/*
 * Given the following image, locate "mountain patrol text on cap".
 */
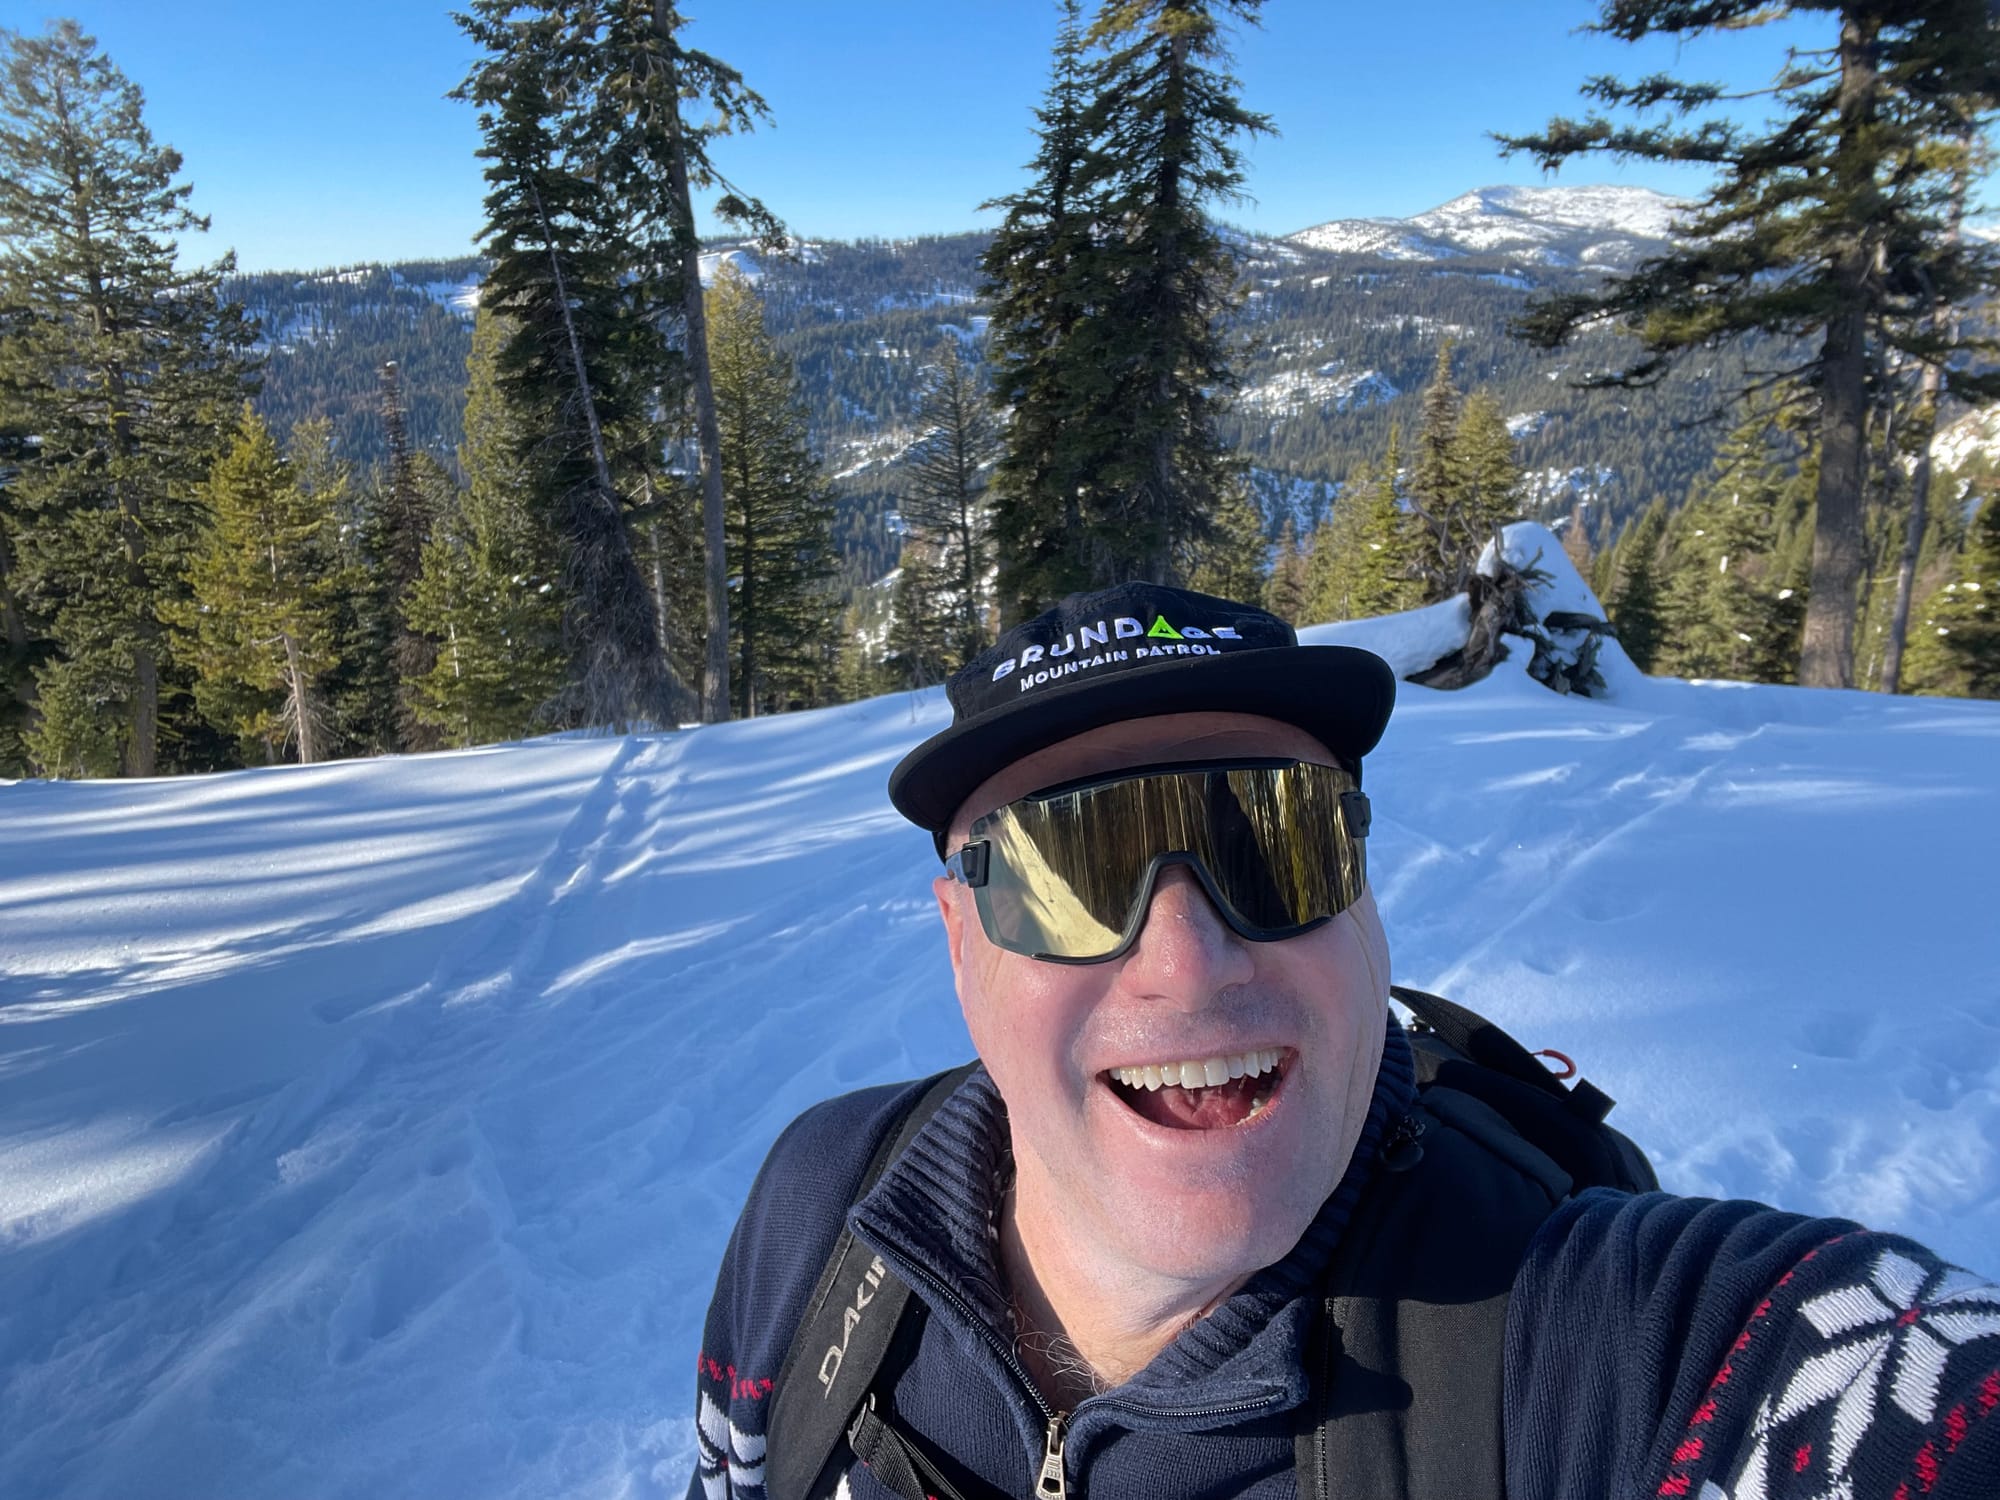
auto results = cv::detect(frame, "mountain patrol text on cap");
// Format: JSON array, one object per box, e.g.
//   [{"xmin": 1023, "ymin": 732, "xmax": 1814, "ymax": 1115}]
[{"xmin": 886, "ymin": 581, "xmax": 1396, "ymax": 843}]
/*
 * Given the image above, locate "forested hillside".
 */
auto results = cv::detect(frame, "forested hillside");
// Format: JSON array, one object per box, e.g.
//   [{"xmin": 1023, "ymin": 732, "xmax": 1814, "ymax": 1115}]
[{"xmin": 230, "ymin": 203, "xmax": 1746, "ymax": 587}]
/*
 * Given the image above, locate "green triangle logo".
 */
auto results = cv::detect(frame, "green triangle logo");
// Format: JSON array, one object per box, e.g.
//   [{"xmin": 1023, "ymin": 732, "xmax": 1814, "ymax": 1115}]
[{"xmin": 1146, "ymin": 616, "xmax": 1183, "ymax": 640}]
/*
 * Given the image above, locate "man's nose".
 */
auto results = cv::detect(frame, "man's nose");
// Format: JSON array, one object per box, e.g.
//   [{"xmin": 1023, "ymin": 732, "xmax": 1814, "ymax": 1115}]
[{"xmin": 1117, "ymin": 862, "xmax": 1256, "ymax": 1002}]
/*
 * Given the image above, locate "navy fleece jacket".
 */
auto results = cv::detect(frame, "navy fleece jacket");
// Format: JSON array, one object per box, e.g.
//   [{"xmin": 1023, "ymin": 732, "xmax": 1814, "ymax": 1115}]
[{"xmin": 690, "ymin": 1031, "xmax": 2000, "ymax": 1499}]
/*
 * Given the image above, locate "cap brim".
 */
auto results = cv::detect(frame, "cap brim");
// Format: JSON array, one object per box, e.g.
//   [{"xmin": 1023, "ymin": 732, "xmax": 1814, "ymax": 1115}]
[{"xmin": 887, "ymin": 644, "xmax": 1396, "ymax": 836}]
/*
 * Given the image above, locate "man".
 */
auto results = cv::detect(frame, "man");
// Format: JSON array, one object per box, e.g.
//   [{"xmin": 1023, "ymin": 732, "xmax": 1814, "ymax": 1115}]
[{"xmin": 691, "ymin": 583, "xmax": 1999, "ymax": 1500}]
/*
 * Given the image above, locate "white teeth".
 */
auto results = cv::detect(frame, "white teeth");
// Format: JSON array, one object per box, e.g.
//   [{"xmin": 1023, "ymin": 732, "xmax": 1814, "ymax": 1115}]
[{"xmin": 1110, "ymin": 1050, "xmax": 1284, "ymax": 1092}]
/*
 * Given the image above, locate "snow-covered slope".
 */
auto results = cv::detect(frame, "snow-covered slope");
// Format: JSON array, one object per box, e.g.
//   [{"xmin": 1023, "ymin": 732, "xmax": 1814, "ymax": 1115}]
[
  {"xmin": 3, "ymin": 567, "xmax": 1998, "ymax": 1498},
  {"xmin": 1290, "ymin": 184, "xmax": 1687, "ymax": 268}
]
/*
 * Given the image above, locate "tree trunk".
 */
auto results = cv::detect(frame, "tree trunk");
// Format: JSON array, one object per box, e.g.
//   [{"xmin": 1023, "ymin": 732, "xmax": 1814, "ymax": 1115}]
[
  {"xmin": 648, "ymin": 516, "xmax": 672, "ymax": 662},
  {"xmin": 1799, "ymin": 16, "xmax": 1879, "ymax": 690},
  {"xmin": 1882, "ymin": 354, "xmax": 1941, "ymax": 695},
  {"xmin": 1882, "ymin": 141, "xmax": 1966, "ymax": 694},
  {"xmin": 1802, "ymin": 299, "xmax": 1870, "ymax": 688},
  {"xmin": 737, "ymin": 547, "xmax": 756, "ymax": 720},
  {"xmin": 530, "ymin": 186, "xmax": 616, "ymax": 496},
  {"xmin": 117, "ymin": 497, "xmax": 159, "ymax": 777},
  {"xmin": 284, "ymin": 632, "xmax": 318, "ymax": 765},
  {"xmin": 654, "ymin": 1, "xmax": 732, "ymax": 724}
]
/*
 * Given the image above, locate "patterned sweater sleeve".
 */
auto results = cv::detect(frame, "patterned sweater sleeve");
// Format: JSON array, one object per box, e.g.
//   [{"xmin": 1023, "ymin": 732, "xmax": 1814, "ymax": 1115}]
[
  {"xmin": 688, "ymin": 1079, "xmax": 931, "ymax": 1500},
  {"xmin": 1504, "ymin": 1189, "xmax": 2000, "ymax": 1500}
]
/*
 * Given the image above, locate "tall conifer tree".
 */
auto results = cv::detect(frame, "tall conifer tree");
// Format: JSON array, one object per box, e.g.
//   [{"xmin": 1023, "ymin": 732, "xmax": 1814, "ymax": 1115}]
[
  {"xmin": 981, "ymin": 0, "xmax": 1104, "ymax": 622},
  {"xmin": 0, "ymin": 22, "xmax": 257, "ymax": 776},
  {"xmin": 1916, "ymin": 486, "xmax": 2000, "ymax": 697},
  {"xmin": 1078, "ymin": 0, "xmax": 1272, "ymax": 586},
  {"xmin": 706, "ymin": 267, "xmax": 838, "ymax": 717},
  {"xmin": 376, "ymin": 359, "xmax": 442, "ymax": 747},
  {"xmin": 897, "ymin": 341, "xmax": 1000, "ymax": 668},
  {"xmin": 403, "ymin": 307, "xmax": 566, "ymax": 745},
  {"xmin": 454, "ymin": 2, "xmax": 682, "ymax": 730},
  {"xmin": 1604, "ymin": 499, "xmax": 1670, "ymax": 672},
  {"xmin": 1187, "ymin": 482, "xmax": 1268, "ymax": 604},
  {"xmin": 1655, "ymin": 410, "xmax": 1807, "ymax": 683},
  {"xmin": 174, "ymin": 408, "xmax": 341, "ymax": 763},
  {"xmin": 1306, "ymin": 437, "xmax": 1417, "ymax": 624},
  {"xmin": 1500, "ymin": 0, "xmax": 2000, "ymax": 688},
  {"xmin": 591, "ymin": 0, "xmax": 784, "ymax": 723}
]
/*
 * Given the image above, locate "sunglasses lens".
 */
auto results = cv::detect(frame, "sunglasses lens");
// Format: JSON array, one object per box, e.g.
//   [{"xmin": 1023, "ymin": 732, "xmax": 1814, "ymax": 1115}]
[{"xmin": 970, "ymin": 762, "xmax": 1365, "ymax": 961}]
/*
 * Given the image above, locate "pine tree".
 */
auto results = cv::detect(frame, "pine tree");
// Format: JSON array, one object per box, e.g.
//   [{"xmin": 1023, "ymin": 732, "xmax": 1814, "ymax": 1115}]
[
  {"xmin": 981, "ymin": 0, "xmax": 1106, "ymax": 622},
  {"xmin": 1078, "ymin": 0, "xmax": 1272, "ymax": 586},
  {"xmin": 0, "ymin": 422, "xmax": 45, "ymax": 776},
  {"xmin": 1604, "ymin": 499, "xmax": 1669, "ymax": 673},
  {"xmin": 1187, "ymin": 481, "xmax": 1267, "ymax": 604},
  {"xmin": 1263, "ymin": 518, "xmax": 1310, "ymax": 623},
  {"xmin": 0, "ymin": 21, "xmax": 258, "ymax": 776},
  {"xmin": 589, "ymin": 0, "xmax": 785, "ymax": 723},
  {"xmin": 172, "ymin": 407, "xmax": 341, "ymax": 763},
  {"xmin": 1880, "ymin": 138, "xmax": 1975, "ymax": 693},
  {"xmin": 402, "ymin": 307, "xmax": 566, "ymax": 745},
  {"xmin": 1454, "ymin": 390, "xmax": 1524, "ymax": 560},
  {"xmin": 707, "ymin": 266, "xmax": 839, "ymax": 716},
  {"xmin": 377, "ymin": 359, "xmax": 443, "ymax": 748},
  {"xmin": 454, "ymin": 2, "xmax": 683, "ymax": 730},
  {"xmin": 1306, "ymin": 430, "xmax": 1419, "ymax": 623},
  {"xmin": 1500, "ymin": 1, "xmax": 2000, "ymax": 688},
  {"xmin": 1406, "ymin": 349, "xmax": 1525, "ymax": 600},
  {"xmin": 1917, "ymin": 484, "xmax": 2000, "ymax": 697},
  {"xmin": 837, "ymin": 586, "xmax": 897, "ymax": 703},
  {"xmin": 1655, "ymin": 410, "xmax": 1806, "ymax": 683},
  {"xmin": 897, "ymin": 340, "xmax": 999, "ymax": 668},
  {"xmin": 1405, "ymin": 341, "xmax": 1465, "ymax": 600},
  {"xmin": 883, "ymin": 540, "xmax": 957, "ymax": 690}
]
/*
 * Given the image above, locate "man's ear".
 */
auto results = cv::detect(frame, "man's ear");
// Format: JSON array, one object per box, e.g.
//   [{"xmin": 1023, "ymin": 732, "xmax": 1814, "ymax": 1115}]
[{"xmin": 934, "ymin": 874, "xmax": 970, "ymax": 981}]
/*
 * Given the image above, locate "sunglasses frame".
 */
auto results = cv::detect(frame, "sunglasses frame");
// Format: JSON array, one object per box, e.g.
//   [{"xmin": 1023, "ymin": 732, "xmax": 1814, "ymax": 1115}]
[{"xmin": 943, "ymin": 758, "xmax": 1372, "ymax": 965}]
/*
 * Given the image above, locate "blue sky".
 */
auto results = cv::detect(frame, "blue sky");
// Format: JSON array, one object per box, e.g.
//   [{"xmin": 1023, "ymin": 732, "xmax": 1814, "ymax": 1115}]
[{"xmin": 1, "ymin": 1, "xmax": 1835, "ymax": 273}]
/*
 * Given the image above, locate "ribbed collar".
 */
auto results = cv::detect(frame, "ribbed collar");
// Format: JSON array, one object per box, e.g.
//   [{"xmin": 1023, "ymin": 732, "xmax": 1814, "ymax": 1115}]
[{"xmin": 850, "ymin": 1016, "xmax": 1418, "ymax": 1436}]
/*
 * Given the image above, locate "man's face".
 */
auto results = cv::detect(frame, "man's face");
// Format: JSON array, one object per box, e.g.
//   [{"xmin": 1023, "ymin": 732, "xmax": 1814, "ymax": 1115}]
[{"xmin": 934, "ymin": 711, "xmax": 1391, "ymax": 1294}]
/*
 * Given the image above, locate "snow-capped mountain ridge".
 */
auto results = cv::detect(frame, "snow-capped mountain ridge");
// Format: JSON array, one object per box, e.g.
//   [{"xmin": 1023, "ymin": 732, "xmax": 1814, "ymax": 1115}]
[{"xmin": 1289, "ymin": 184, "xmax": 1688, "ymax": 270}]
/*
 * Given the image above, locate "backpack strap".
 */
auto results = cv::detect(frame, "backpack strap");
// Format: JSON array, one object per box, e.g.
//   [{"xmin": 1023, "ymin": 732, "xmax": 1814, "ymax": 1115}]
[
  {"xmin": 1295, "ymin": 1096, "xmax": 1563, "ymax": 1500},
  {"xmin": 766, "ymin": 1064, "xmax": 979, "ymax": 1500},
  {"xmin": 1297, "ymin": 992, "xmax": 1659, "ymax": 1500}
]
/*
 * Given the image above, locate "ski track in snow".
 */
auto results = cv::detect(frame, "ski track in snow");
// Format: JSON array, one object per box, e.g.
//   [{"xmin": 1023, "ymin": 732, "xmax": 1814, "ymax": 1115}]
[{"xmin": 2, "ymin": 568, "xmax": 1997, "ymax": 1496}]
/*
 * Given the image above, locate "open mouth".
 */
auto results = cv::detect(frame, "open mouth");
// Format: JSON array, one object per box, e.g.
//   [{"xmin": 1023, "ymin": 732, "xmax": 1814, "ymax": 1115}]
[{"xmin": 1103, "ymin": 1049, "xmax": 1289, "ymax": 1130}]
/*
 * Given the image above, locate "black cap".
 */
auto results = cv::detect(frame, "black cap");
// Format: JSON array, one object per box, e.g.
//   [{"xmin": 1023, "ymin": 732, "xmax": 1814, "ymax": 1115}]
[{"xmin": 887, "ymin": 582, "xmax": 1396, "ymax": 841}]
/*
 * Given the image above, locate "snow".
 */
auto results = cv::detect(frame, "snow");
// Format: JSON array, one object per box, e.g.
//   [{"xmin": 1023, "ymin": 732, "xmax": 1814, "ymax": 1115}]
[
  {"xmin": 1932, "ymin": 404, "xmax": 2000, "ymax": 473},
  {"xmin": 1288, "ymin": 184, "xmax": 1686, "ymax": 265},
  {"xmin": 1285, "ymin": 218, "xmax": 1446, "ymax": 260},
  {"xmin": 1240, "ymin": 365, "xmax": 1399, "ymax": 417},
  {"xmin": 419, "ymin": 278, "xmax": 482, "ymax": 319},
  {"xmin": 1412, "ymin": 185, "xmax": 1686, "ymax": 248},
  {"xmin": 936, "ymin": 316, "xmax": 992, "ymax": 346},
  {"xmin": 5, "ymin": 554, "xmax": 1999, "ymax": 1497},
  {"xmin": 1506, "ymin": 410, "xmax": 1549, "ymax": 438},
  {"xmin": 697, "ymin": 249, "xmax": 761, "ymax": 287},
  {"xmin": 876, "ymin": 288, "xmax": 976, "ymax": 311},
  {"xmin": 1522, "ymin": 463, "xmax": 1620, "ymax": 512}
]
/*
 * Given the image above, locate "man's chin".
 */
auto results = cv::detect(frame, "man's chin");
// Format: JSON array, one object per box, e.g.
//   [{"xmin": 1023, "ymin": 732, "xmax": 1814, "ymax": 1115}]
[{"xmin": 1071, "ymin": 1067, "xmax": 1331, "ymax": 1277}]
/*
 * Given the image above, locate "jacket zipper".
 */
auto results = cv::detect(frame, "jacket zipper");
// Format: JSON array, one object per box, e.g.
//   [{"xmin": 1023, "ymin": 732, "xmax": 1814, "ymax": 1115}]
[
  {"xmin": 889, "ymin": 1251, "xmax": 1284, "ymax": 1496},
  {"xmin": 1035, "ymin": 1412, "xmax": 1069, "ymax": 1499}
]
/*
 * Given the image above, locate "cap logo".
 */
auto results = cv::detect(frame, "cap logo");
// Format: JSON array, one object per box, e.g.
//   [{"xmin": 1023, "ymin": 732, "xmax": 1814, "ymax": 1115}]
[{"xmin": 989, "ymin": 614, "xmax": 1243, "ymax": 693}]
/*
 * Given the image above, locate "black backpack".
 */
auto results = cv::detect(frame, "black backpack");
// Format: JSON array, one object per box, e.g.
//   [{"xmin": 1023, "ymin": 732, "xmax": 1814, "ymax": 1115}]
[{"xmin": 765, "ymin": 986, "xmax": 1657, "ymax": 1500}]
